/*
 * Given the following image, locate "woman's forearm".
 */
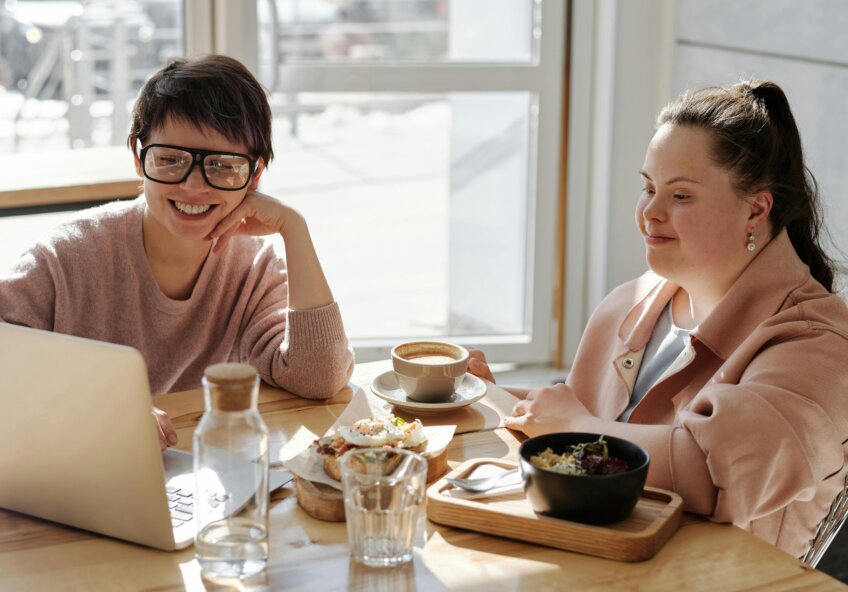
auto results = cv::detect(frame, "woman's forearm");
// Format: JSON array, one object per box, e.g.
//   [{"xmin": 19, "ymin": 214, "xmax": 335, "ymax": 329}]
[{"xmin": 280, "ymin": 214, "xmax": 334, "ymax": 310}]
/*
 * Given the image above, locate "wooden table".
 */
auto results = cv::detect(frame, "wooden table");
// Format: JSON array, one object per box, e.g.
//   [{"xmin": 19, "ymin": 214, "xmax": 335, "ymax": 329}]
[{"xmin": 1, "ymin": 361, "xmax": 844, "ymax": 591}]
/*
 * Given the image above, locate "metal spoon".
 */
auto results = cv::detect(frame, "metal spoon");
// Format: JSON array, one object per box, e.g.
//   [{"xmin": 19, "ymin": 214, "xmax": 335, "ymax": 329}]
[{"xmin": 446, "ymin": 468, "xmax": 520, "ymax": 493}]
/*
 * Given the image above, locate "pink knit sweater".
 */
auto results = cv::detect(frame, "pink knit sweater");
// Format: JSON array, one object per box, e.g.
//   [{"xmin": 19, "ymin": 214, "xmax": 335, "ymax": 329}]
[{"xmin": 0, "ymin": 198, "xmax": 354, "ymax": 396}]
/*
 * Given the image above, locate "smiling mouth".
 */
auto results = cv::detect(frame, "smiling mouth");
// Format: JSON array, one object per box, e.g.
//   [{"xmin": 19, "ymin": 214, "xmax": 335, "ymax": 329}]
[
  {"xmin": 170, "ymin": 200, "xmax": 216, "ymax": 216},
  {"xmin": 645, "ymin": 234, "xmax": 675, "ymax": 243}
]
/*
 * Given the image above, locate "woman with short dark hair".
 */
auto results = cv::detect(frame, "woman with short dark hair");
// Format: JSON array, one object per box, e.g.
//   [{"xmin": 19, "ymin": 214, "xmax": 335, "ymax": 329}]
[{"xmin": 0, "ymin": 55, "xmax": 354, "ymax": 448}]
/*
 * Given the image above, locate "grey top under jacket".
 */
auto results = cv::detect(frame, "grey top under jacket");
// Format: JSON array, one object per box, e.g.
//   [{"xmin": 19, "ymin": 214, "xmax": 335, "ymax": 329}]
[{"xmin": 617, "ymin": 303, "xmax": 692, "ymax": 422}]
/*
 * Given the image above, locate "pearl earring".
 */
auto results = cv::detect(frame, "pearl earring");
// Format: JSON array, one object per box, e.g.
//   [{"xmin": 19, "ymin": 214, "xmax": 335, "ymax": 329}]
[{"xmin": 747, "ymin": 231, "xmax": 756, "ymax": 252}]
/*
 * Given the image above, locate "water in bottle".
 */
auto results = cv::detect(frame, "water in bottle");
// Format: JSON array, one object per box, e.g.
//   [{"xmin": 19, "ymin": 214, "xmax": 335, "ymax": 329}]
[{"xmin": 194, "ymin": 363, "xmax": 269, "ymax": 579}]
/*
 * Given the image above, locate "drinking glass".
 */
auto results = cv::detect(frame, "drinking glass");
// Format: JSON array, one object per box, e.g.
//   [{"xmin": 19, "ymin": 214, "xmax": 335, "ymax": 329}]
[{"xmin": 339, "ymin": 448, "xmax": 428, "ymax": 568}]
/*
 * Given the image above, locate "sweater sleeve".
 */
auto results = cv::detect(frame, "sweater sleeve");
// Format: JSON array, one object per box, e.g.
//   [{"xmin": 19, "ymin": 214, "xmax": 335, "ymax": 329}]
[
  {"xmin": 677, "ymin": 328, "xmax": 847, "ymax": 524},
  {"xmin": 236, "ymin": 252, "xmax": 354, "ymax": 400},
  {"xmin": 0, "ymin": 245, "xmax": 58, "ymax": 330}
]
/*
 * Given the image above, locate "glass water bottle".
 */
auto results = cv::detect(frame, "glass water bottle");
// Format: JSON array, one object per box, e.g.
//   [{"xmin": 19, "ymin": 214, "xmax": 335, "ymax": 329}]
[{"xmin": 194, "ymin": 363, "xmax": 269, "ymax": 579}]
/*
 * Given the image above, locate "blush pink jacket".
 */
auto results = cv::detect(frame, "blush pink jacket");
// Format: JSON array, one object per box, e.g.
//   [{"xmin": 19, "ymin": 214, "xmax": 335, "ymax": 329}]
[{"xmin": 568, "ymin": 229, "xmax": 848, "ymax": 556}]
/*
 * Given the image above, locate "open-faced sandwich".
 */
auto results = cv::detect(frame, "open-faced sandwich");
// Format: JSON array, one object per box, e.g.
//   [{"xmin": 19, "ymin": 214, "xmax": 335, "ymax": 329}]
[{"xmin": 316, "ymin": 415, "xmax": 428, "ymax": 480}]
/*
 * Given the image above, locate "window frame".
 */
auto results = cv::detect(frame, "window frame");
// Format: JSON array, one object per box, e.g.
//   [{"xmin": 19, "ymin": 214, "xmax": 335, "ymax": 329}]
[{"xmin": 195, "ymin": 0, "xmax": 568, "ymax": 365}]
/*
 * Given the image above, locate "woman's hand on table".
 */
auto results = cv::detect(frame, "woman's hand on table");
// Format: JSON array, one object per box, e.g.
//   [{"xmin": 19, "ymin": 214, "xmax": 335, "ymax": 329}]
[
  {"xmin": 467, "ymin": 348, "xmax": 496, "ymax": 383},
  {"xmin": 467, "ymin": 349, "xmax": 530, "ymax": 399},
  {"xmin": 503, "ymin": 383, "xmax": 591, "ymax": 437},
  {"xmin": 153, "ymin": 407, "xmax": 178, "ymax": 451}
]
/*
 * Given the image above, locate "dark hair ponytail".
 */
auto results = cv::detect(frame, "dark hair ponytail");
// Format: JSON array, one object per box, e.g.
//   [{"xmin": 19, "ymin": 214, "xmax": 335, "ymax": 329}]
[{"xmin": 657, "ymin": 80, "xmax": 836, "ymax": 292}]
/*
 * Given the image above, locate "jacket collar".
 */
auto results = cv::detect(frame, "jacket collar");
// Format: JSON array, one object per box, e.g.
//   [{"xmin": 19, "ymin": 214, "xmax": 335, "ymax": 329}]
[
  {"xmin": 617, "ymin": 229, "xmax": 809, "ymax": 359},
  {"xmin": 695, "ymin": 229, "xmax": 809, "ymax": 359},
  {"xmin": 617, "ymin": 274, "xmax": 678, "ymax": 351}
]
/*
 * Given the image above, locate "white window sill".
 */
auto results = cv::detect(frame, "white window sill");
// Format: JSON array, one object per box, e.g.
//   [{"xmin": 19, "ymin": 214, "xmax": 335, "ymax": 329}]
[{"xmin": 0, "ymin": 147, "xmax": 139, "ymax": 209}]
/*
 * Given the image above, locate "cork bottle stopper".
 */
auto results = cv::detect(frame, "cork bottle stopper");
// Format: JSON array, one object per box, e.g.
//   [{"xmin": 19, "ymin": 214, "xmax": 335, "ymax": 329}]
[{"xmin": 204, "ymin": 363, "xmax": 258, "ymax": 411}]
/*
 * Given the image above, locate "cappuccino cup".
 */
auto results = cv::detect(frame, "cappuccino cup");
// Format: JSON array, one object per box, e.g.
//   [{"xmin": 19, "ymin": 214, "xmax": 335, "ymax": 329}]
[{"xmin": 391, "ymin": 341, "xmax": 470, "ymax": 402}]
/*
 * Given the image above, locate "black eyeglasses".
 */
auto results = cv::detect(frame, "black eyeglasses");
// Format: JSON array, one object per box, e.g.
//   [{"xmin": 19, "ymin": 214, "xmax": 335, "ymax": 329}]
[{"xmin": 138, "ymin": 144, "xmax": 258, "ymax": 191}]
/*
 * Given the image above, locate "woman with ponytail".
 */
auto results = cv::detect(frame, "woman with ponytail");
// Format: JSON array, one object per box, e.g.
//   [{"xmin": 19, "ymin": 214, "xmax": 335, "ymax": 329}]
[{"xmin": 469, "ymin": 80, "xmax": 848, "ymax": 556}]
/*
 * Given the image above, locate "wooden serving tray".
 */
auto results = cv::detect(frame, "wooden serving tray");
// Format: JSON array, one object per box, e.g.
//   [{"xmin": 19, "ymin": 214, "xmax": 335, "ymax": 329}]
[{"xmin": 427, "ymin": 458, "xmax": 683, "ymax": 562}]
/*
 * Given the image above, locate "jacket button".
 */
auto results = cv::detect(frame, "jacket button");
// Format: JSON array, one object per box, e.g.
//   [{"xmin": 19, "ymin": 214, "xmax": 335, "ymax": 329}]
[{"xmin": 622, "ymin": 358, "xmax": 634, "ymax": 369}]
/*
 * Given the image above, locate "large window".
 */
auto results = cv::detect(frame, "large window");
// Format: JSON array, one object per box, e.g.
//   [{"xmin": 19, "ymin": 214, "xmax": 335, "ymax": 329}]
[
  {"xmin": 0, "ymin": 0, "xmax": 182, "ymax": 152},
  {"xmin": 0, "ymin": 0, "xmax": 182, "ymax": 208},
  {"xmin": 0, "ymin": 0, "xmax": 567, "ymax": 366},
  {"xmin": 240, "ymin": 0, "xmax": 567, "ymax": 362}
]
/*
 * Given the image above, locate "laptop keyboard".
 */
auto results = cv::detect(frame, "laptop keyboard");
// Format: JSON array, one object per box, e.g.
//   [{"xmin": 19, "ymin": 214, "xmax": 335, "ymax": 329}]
[{"xmin": 166, "ymin": 485, "xmax": 194, "ymax": 527}]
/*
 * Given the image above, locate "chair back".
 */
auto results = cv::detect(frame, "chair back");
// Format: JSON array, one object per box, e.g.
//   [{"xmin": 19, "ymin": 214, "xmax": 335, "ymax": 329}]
[{"xmin": 802, "ymin": 471, "xmax": 848, "ymax": 567}]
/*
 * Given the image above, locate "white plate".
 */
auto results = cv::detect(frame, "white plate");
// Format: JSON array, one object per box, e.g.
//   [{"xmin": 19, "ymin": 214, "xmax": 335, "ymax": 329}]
[{"xmin": 370, "ymin": 370, "xmax": 487, "ymax": 414}]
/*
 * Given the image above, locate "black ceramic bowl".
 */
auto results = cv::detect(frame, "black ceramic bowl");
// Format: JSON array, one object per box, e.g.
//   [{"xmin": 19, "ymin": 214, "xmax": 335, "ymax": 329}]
[{"xmin": 518, "ymin": 432, "xmax": 650, "ymax": 525}]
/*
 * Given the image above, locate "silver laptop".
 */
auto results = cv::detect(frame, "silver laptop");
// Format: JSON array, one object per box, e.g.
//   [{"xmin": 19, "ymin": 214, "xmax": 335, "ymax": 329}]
[{"xmin": 0, "ymin": 322, "xmax": 291, "ymax": 551}]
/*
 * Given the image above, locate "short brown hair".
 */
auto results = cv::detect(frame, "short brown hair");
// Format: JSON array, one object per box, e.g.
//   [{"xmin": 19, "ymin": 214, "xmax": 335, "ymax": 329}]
[{"xmin": 128, "ymin": 55, "xmax": 273, "ymax": 166}]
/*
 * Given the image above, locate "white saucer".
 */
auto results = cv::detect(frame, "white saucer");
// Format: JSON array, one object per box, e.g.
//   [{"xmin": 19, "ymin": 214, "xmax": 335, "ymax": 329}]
[{"xmin": 370, "ymin": 371, "xmax": 487, "ymax": 414}]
